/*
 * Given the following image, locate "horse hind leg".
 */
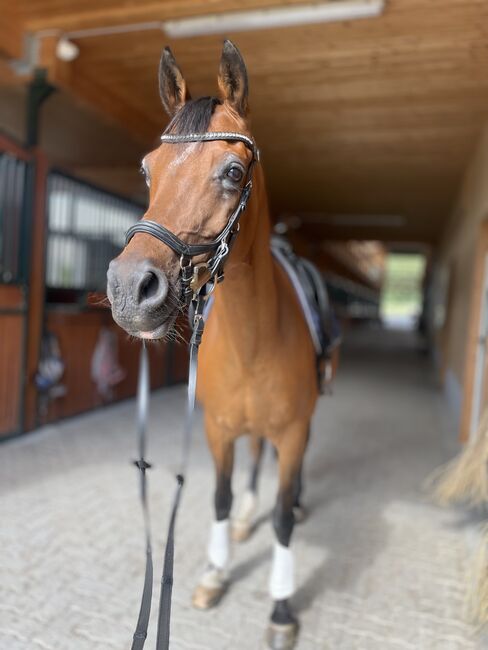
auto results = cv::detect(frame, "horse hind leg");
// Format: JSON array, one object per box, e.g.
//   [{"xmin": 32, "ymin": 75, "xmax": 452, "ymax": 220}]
[
  {"xmin": 192, "ymin": 422, "xmax": 234, "ymax": 610},
  {"xmin": 232, "ymin": 435, "xmax": 264, "ymax": 542}
]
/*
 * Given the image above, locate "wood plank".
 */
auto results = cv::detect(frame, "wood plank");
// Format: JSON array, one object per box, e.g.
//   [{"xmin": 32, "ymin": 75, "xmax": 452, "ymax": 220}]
[
  {"xmin": 460, "ymin": 223, "xmax": 488, "ymax": 442},
  {"xmin": 21, "ymin": 0, "xmax": 347, "ymax": 32},
  {"xmin": 38, "ymin": 36, "xmax": 160, "ymax": 144},
  {"xmin": 0, "ymin": 285, "xmax": 24, "ymax": 310},
  {"xmin": 0, "ymin": 314, "xmax": 23, "ymax": 436},
  {"xmin": 0, "ymin": 5, "xmax": 23, "ymax": 60},
  {"xmin": 5, "ymin": 0, "xmax": 488, "ymax": 242}
]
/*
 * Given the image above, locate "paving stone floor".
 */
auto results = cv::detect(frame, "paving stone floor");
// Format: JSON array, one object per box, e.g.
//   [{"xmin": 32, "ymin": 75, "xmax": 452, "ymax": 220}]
[{"xmin": 0, "ymin": 326, "xmax": 486, "ymax": 649}]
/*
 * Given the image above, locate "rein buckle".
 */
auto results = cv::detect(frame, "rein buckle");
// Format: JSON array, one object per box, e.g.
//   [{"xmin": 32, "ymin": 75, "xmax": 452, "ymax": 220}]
[{"xmin": 190, "ymin": 263, "xmax": 212, "ymax": 294}]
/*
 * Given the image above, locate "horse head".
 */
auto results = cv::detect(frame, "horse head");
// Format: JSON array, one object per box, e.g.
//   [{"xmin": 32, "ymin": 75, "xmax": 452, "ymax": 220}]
[{"xmin": 107, "ymin": 40, "xmax": 255, "ymax": 339}]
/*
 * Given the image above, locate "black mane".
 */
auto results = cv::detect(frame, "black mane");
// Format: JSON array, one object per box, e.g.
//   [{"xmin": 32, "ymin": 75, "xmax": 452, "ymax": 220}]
[{"xmin": 165, "ymin": 96, "xmax": 222, "ymax": 135}]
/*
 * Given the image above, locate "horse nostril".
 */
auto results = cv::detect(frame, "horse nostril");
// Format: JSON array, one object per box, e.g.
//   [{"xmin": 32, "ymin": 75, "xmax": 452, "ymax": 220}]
[
  {"xmin": 139, "ymin": 272, "xmax": 159, "ymax": 302},
  {"xmin": 137, "ymin": 269, "xmax": 168, "ymax": 307}
]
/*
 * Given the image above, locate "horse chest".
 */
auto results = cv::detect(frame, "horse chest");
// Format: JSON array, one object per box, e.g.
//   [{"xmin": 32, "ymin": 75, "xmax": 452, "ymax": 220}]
[{"xmin": 200, "ymin": 363, "xmax": 297, "ymax": 434}]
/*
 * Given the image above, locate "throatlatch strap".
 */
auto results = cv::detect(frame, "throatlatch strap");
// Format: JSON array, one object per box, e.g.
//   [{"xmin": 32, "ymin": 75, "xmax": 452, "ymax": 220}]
[{"xmin": 131, "ymin": 295, "xmax": 206, "ymax": 650}]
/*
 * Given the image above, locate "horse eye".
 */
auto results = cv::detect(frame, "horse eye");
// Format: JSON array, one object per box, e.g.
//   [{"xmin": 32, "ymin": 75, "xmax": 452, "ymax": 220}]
[{"xmin": 226, "ymin": 166, "xmax": 243, "ymax": 182}]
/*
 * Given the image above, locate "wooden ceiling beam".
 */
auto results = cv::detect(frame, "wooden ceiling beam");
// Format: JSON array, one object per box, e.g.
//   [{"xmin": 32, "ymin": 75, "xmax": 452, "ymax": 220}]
[
  {"xmin": 5, "ymin": 0, "xmax": 487, "ymax": 242},
  {"xmin": 0, "ymin": 6, "xmax": 24, "ymax": 61},
  {"xmin": 297, "ymin": 222, "xmax": 437, "ymax": 244},
  {"xmin": 37, "ymin": 35, "xmax": 160, "ymax": 145},
  {"xmin": 21, "ymin": 0, "xmax": 321, "ymax": 32}
]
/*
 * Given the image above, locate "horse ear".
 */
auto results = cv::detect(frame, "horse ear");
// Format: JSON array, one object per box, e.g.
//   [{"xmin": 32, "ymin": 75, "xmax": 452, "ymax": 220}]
[
  {"xmin": 159, "ymin": 47, "xmax": 191, "ymax": 117},
  {"xmin": 218, "ymin": 40, "xmax": 248, "ymax": 117}
]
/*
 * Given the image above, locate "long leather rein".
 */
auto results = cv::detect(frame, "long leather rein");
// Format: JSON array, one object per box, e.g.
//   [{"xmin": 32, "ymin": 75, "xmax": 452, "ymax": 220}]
[{"xmin": 126, "ymin": 131, "xmax": 259, "ymax": 650}]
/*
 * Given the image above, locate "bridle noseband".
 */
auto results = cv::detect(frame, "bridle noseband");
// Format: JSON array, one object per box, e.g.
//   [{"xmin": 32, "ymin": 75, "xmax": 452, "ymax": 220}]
[{"xmin": 125, "ymin": 131, "xmax": 260, "ymax": 304}]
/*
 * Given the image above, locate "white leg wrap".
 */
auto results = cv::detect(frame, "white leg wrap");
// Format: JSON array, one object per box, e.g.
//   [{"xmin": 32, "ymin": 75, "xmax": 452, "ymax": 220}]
[
  {"xmin": 208, "ymin": 519, "xmax": 230, "ymax": 570},
  {"xmin": 269, "ymin": 543, "xmax": 295, "ymax": 600},
  {"xmin": 235, "ymin": 489, "xmax": 258, "ymax": 525}
]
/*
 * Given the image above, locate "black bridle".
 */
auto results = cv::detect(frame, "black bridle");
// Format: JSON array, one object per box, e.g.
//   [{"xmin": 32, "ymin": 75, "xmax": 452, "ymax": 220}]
[
  {"xmin": 125, "ymin": 131, "xmax": 260, "ymax": 304},
  {"xmin": 126, "ymin": 131, "xmax": 259, "ymax": 650}
]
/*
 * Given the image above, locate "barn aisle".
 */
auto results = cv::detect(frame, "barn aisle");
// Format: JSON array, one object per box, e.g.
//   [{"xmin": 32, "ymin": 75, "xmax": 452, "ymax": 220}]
[{"xmin": 0, "ymin": 326, "xmax": 484, "ymax": 650}]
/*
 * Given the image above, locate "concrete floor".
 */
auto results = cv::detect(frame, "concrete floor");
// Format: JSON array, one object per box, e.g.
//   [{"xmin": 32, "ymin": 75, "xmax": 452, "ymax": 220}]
[{"xmin": 0, "ymin": 326, "xmax": 485, "ymax": 649}]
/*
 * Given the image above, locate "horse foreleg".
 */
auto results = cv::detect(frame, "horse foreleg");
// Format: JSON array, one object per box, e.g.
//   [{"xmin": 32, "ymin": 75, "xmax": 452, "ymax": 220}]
[
  {"xmin": 232, "ymin": 435, "xmax": 265, "ymax": 542},
  {"xmin": 267, "ymin": 423, "xmax": 308, "ymax": 650},
  {"xmin": 192, "ymin": 418, "xmax": 234, "ymax": 610}
]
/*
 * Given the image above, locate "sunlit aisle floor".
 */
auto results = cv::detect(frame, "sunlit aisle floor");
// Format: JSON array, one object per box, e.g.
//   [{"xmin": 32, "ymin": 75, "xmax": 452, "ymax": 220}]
[{"xmin": 0, "ymin": 326, "xmax": 486, "ymax": 650}]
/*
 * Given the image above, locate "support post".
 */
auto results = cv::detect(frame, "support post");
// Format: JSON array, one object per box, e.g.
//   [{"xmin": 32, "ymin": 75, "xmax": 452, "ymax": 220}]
[
  {"xmin": 26, "ymin": 69, "xmax": 55, "ymax": 148},
  {"xmin": 23, "ymin": 69, "xmax": 55, "ymax": 430}
]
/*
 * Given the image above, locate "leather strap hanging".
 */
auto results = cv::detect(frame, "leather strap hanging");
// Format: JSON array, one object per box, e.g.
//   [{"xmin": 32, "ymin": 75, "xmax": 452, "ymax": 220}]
[{"xmin": 131, "ymin": 293, "xmax": 207, "ymax": 650}]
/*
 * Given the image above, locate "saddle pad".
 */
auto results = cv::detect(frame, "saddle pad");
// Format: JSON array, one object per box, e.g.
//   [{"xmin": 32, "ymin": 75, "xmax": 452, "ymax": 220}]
[
  {"xmin": 271, "ymin": 236, "xmax": 341, "ymax": 359},
  {"xmin": 194, "ymin": 237, "xmax": 341, "ymax": 362}
]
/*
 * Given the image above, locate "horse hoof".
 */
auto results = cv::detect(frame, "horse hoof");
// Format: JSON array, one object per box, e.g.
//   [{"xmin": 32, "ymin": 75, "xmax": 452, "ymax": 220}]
[
  {"xmin": 192, "ymin": 566, "xmax": 228, "ymax": 610},
  {"xmin": 265, "ymin": 621, "xmax": 299, "ymax": 650},
  {"xmin": 192, "ymin": 583, "xmax": 226, "ymax": 609},
  {"xmin": 231, "ymin": 521, "xmax": 252, "ymax": 542}
]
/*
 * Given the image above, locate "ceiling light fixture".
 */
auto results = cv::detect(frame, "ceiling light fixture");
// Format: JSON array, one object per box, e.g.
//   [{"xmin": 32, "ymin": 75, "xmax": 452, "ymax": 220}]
[
  {"xmin": 163, "ymin": 1, "xmax": 386, "ymax": 38},
  {"xmin": 55, "ymin": 37, "xmax": 80, "ymax": 62}
]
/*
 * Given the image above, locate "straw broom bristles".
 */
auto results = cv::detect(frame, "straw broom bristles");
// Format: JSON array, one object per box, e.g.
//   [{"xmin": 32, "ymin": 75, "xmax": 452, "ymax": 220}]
[
  {"xmin": 426, "ymin": 408, "xmax": 488, "ymax": 626},
  {"xmin": 467, "ymin": 524, "xmax": 488, "ymax": 627},
  {"xmin": 426, "ymin": 408, "xmax": 488, "ymax": 507}
]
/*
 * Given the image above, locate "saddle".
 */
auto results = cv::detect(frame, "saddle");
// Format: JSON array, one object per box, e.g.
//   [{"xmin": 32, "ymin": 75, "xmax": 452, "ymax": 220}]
[{"xmin": 271, "ymin": 236, "xmax": 342, "ymax": 393}]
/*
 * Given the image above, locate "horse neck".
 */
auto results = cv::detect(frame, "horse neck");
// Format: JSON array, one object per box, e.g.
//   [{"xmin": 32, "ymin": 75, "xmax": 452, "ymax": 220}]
[{"xmin": 211, "ymin": 167, "xmax": 279, "ymax": 364}]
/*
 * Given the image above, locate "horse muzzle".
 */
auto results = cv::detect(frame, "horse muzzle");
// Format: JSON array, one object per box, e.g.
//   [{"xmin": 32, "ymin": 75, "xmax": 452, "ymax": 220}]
[{"xmin": 107, "ymin": 257, "xmax": 176, "ymax": 339}]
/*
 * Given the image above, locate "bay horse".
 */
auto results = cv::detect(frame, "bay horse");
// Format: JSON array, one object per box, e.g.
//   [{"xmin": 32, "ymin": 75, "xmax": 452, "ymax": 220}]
[{"xmin": 107, "ymin": 40, "xmax": 318, "ymax": 649}]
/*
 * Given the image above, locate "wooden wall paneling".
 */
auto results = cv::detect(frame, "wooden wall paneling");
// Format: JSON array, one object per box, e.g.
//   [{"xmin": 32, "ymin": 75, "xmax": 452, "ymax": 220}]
[
  {"xmin": 168, "ymin": 317, "xmax": 190, "ymax": 384},
  {"xmin": 0, "ymin": 285, "xmax": 24, "ymax": 310},
  {"xmin": 0, "ymin": 134, "xmax": 31, "ymax": 436},
  {"xmin": 114, "ymin": 330, "xmax": 140, "ymax": 400},
  {"xmin": 43, "ymin": 309, "xmax": 172, "ymax": 423},
  {"xmin": 0, "ymin": 5, "xmax": 23, "ymax": 60},
  {"xmin": 44, "ymin": 310, "xmax": 110, "ymax": 422},
  {"xmin": 170, "ymin": 341, "xmax": 190, "ymax": 384},
  {"xmin": 0, "ymin": 314, "xmax": 24, "ymax": 435},
  {"xmin": 459, "ymin": 222, "xmax": 488, "ymax": 442},
  {"xmin": 114, "ymin": 332, "xmax": 169, "ymax": 399}
]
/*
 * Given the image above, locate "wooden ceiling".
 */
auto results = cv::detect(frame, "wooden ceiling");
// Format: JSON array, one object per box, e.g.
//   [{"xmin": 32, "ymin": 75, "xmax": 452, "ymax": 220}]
[{"xmin": 3, "ymin": 0, "xmax": 488, "ymax": 243}]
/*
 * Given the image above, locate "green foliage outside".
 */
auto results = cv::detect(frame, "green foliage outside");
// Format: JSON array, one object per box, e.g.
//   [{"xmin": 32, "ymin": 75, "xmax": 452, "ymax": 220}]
[{"xmin": 381, "ymin": 254, "xmax": 426, "ymax": 317}]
